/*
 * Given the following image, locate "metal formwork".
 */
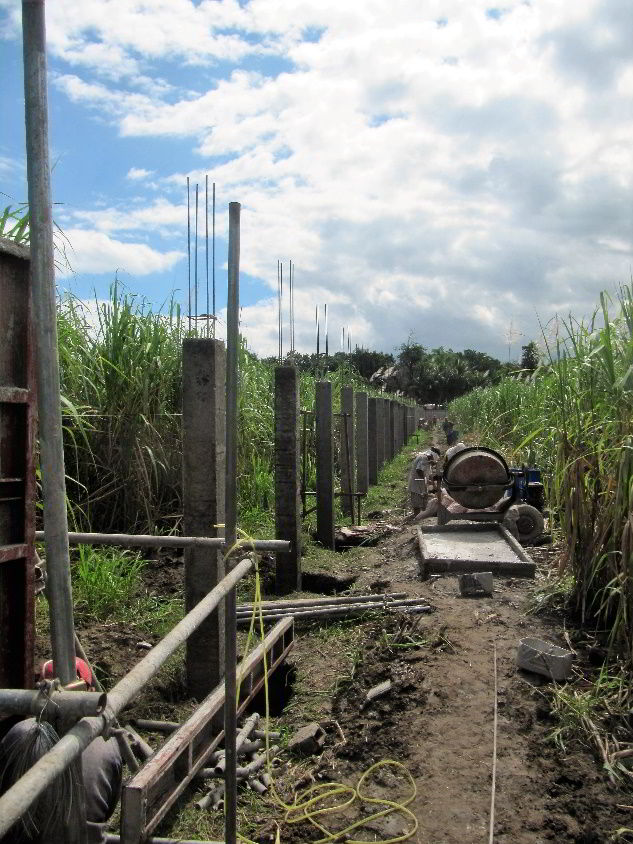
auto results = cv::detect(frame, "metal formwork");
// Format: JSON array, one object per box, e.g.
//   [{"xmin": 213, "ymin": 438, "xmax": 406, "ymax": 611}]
[{"xmin": 0, "ymin": 237, "xmax": 36, "ymax": 689}]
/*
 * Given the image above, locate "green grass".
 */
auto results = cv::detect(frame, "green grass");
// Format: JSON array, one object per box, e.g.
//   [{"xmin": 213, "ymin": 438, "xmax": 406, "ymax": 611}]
[
  {"xmin": 364, "ymin": 431, "xmax": 430, "ymax": 517},
  {"xmin": 70, "ymin": 544, "xmax": 183, "ymax": 634}
]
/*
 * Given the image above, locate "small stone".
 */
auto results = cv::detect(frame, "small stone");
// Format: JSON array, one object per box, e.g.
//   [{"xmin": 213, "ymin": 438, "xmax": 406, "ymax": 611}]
[{"xmin": 287, "ymin": 722, "xmax": 326, "ymax": 756}]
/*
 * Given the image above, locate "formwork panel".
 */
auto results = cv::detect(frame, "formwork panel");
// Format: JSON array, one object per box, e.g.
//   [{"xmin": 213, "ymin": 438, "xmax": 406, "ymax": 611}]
[{"xmin": 0, "ymin": 238, "xmax": 36, "ymax": 689}]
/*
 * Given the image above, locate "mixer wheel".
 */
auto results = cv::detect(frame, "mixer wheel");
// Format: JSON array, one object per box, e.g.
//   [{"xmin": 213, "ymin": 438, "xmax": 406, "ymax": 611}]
[{"xmin": 515, "ymin": 504, "xmax": 544, "ymax": 545}]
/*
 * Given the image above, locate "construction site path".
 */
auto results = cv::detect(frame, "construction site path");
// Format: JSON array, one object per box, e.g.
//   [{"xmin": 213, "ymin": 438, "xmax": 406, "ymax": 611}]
[{"xmin": 322, "ymin": 523, "xmax": 626, "ymax": 844}]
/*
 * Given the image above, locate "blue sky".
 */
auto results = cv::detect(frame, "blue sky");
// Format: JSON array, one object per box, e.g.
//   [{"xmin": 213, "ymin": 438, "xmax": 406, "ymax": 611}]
[{"xmin": 1, "ymin": 0, "xmax": 631, "ymax": 360}]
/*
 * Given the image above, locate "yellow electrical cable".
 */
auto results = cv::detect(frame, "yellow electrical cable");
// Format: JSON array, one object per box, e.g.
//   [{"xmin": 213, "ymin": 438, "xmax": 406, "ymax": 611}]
[{"xmin": 228, "ymin": 533, "xmax": 418, "ymax": 844}]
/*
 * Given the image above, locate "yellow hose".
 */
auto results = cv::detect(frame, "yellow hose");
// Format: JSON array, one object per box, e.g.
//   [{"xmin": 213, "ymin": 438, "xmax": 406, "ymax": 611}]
[{"xmin": 229, "ymin": 535, "xmax": 418, "ymax": 844}]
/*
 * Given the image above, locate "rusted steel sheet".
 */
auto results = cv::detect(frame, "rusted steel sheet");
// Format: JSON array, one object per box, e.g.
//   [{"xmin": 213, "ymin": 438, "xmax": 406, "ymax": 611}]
[
  {"xmin": 0, "ymin": 387, "xmax": 30, "ymax": 403},
  {"xmin": 120, "ymin": 618, "xmax": 294, "ymax": 843},
  {"xmin": 0, "ymin": 545, "xmax": 30, "ymax": 564},
  {"xmin": 0, "ymin": 239, "xmax": 36, "ymax": 690}
]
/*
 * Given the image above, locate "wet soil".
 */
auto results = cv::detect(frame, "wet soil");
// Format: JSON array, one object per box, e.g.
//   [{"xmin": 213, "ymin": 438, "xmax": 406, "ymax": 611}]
[
  {"xmin": 34, "ymin": 512, "xmax": 632, "ymax": 841},
  {"xmin": 277, "ymin": 526, "xmax": 629, "ymax": 843}
]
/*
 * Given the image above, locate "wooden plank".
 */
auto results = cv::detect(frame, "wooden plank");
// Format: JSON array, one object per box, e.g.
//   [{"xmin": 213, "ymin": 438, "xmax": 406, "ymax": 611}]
[
  {"xmin": 0, "ymin": 387, "xmax": 30, "ymax": 403},
  {"xmin": 121, "ymin": 618, "xmax": 294, "ymax": 843},
  {"xmin": 499, "ymin": 524, "xmax": 535, "ymax": 563},
  {"xmin": 416, "ymin": 526, "xmax": 536, "ymax": 578},
  {"xmin": 0, "ymin": 545, "xmax": 29, "ymax": 564},
  {"xmin": 423, "ymin": 557, "xmax": 535, "ymax": 577}
]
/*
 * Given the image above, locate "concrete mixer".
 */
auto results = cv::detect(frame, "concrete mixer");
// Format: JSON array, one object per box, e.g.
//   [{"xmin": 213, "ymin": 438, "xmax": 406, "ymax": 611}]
[{"xmin": 436, "ymin": 446, "xmax": 545, "ymax": 544}]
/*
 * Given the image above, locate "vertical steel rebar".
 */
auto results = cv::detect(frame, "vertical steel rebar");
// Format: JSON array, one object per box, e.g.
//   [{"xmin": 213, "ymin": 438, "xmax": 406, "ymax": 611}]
[
  {"xmin": 22, "ymin": 0, "xmax": 76, "ymax": 689},
  {"xmin": 277, "ymin": 260, "xmax": 281, "ymax": 362},
  {"xmin": 205, "ymin": 175, "xmax": 209, "ymax": 337},
  {"xmin": 194, "ymin": 183, "xmax": 199, "ymax": 331},
  {"xmin": 212, "ymin": 181, "xmax": 216, "ymax": 335},
  {"xmin": 187, "ymin": 177, "xmax": 191, "ymax": 332},
  {"xmin": 325, "ymin": 303, "xmax": 328, "ymax": 359},
  {"xmin": 224, "ymin": 201, "xmax": 241, "ymax": 844}
]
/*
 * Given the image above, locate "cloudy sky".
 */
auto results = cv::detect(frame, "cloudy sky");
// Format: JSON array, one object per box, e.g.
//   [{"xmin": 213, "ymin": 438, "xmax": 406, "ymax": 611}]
[{"xmin": 1, "ymin": 0, "xmax": 631, "ymax": 360}]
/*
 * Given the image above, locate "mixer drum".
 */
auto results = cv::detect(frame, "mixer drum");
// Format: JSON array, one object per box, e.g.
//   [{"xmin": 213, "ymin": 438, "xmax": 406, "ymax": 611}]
[{"xmin": 444, "ymin": 448, "xmax": 510, "ymax": 509}]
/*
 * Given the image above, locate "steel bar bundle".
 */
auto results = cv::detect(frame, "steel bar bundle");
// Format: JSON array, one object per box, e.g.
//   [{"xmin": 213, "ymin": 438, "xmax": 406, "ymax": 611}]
[{"xmin": 236, "ymin": 594, "xmax": 432, "ymax": 625}]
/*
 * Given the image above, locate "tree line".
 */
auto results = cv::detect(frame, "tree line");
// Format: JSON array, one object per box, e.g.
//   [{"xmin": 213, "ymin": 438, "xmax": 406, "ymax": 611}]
[{"xmin": 264, "ymin": 340, "xmax": 540, "ymax": 405}]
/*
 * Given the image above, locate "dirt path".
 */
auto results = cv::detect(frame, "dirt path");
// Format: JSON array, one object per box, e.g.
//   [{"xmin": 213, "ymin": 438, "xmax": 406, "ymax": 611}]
[{"xmin": 309, "ymin": 525, "xmax": 627, "ymax": 843}]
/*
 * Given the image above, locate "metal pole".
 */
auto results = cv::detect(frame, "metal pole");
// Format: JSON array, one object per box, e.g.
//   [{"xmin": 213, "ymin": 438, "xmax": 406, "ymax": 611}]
[
  {"xmin": 224, "ymin": 201, "xmax": 241, "ymax": 844},
  {"xmin": 35, "ymin": 530, "xmax": 290, "ymax": 553},
  {"xmin": 212, "ymin": 181, "xmax": 216, "ymax": 333},
  {"xmin": 22, "ymin": 0, "xmax": 77, "ymax": 690},
  {"xmin": 236, "ymin": 593, "xmax": 407, "ymax": 611},
  {"xmin": 187, "ymin": 177, "xmax": 191, "ymax": 332},
  {"xmin": 194, "ymin": 182, "xmax": 199, "ymax": 329},
  {"xmin": 205, "ymin": 175, "xmax": 209, "ymax": 337}
]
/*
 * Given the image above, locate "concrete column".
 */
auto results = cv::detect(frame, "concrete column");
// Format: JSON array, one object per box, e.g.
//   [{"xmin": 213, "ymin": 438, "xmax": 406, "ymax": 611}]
[
  {"xmin": 389, "ymin": 400, "xmax": 397, "ymax": 460},
  {"xmin": 400, "ymin": 404, "xmax": 407, "ymax": 449},
  {"xmin": 382, "ymin": 398, "xmax": 390, "ymax": 467},
  {"xmin": 355, "ymin": 391, "xmax": 368, "ymax": 496},
  {"xmin": 316, "ymin": 381, "xmax": 335, "ymax": 549},
  {"xmin": 395, "ymin": 402, "xmax": 403, "ymax": 453},
  {"xmin": 368, "ymin": 397, "xmax": 378, "ymax": 486},
  {"xmin": 340, "ymin": 386, "xmax": 355, "ymax": 517},
  {"xmin": 376, "ymin": 397, "xmax": 385, "ymax": 474},
  {"xmin": 275, "ymin": 366, "xmax": 301, "ymax": 594},
  {"xmin": 406, "ymin": 407, "xmax": 414, "ymax": 442},
  {"xmin": 182, "ymin": 338, "xmax": 226, "ymax": 699}
]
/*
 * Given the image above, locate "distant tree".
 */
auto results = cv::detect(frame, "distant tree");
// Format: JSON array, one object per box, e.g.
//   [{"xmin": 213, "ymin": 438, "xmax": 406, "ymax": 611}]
[
  {"xmin": 520, "ymin": 341, "xmax": 540, "ymax": 371},
  {"xmin": 349, "ymin": 347, "xmax": 394, "ymax": 380}
]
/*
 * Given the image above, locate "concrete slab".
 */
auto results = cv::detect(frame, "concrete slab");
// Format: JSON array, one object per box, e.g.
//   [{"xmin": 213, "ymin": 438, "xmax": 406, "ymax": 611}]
[{"xmin": 417, "ymin": 524, "xmax": 536, "ymax": 577}]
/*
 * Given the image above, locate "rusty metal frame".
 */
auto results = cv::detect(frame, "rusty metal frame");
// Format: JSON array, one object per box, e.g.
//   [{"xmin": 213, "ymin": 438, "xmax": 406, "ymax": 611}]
[
  {"xmin": 120, "ymin": 617, "xmax": 294, "ymax": 843},
  {"xmin": 0, "ymin": 237, "xmax": 36, "ymax": 690}
]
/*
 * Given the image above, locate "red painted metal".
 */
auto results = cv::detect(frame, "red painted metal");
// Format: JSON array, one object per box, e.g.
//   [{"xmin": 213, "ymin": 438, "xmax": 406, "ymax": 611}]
[{"xmin": 0, "ymin": 237, "xmax": 36, "ymax": 690}]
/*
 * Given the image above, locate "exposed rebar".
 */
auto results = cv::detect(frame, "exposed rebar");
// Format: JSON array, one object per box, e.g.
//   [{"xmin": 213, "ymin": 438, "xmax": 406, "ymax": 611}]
[{"xmin": 224, "ymin": 201, "xmax": 241, "ymax": 844}]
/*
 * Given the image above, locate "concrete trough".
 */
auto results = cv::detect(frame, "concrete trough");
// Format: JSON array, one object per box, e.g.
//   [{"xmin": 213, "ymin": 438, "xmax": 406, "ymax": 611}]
[{"xmin": 417, "ymin": 523, "xmax": 536, "ymax": 578}]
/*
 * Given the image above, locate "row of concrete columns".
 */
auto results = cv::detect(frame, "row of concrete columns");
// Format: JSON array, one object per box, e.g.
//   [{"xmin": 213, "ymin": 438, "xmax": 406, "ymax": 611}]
[
  {"xmin": 180, "ymin": 342, "xmax": 426, "ymax": 697},
  {"xmin": 315, "ymin": 384, "xmax": 421, "ymax": 549}
]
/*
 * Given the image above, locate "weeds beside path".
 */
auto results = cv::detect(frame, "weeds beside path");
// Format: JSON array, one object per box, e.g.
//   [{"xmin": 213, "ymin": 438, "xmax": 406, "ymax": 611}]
[{"xmin": 34, "ymin": 441, "xmax": 632, "ymax": 842}]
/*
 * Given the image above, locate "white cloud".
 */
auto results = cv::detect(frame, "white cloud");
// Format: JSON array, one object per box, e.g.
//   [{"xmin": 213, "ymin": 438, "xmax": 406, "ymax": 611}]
[
  {"xmin": 67, "ymin": 199, "xmax": 186, "ymax": 235},
  {"xmin": 57, "ymin": 229, "xmax": 183, "ymax": 277},
  {"xmin": 4, "ymin": 0, "xmax": 629, "ymax": 359},
  {"xmin": 127, "ymin": 167, "xmax": 155, "ymax": 181}
]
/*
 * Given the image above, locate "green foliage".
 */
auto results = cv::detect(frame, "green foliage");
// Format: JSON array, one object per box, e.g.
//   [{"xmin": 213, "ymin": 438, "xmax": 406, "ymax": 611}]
[
  {"xmin": 58, "ymin": 282, "xmax": 185, "ymax": 534},
  {"xmin": 72, "ymin": 545, "xmax": 146, "ymax": 621},
  {"xmin": 0, "ymin": 202, "xmax": 30, "ymax": 243},
  {"xmin": 57, "ymin": 283, "xmax": 410, "ymax": 538},
  {"xmin": 395, "ymin": 339, "xmax": 509, "ymax": 404},
  {"xmin": 449, "ymin": 284, "xmax": 633, "ymax": 663},
  {"xmin": 520, "ymin": 340, "xmax": 540, "ymax": 371}
]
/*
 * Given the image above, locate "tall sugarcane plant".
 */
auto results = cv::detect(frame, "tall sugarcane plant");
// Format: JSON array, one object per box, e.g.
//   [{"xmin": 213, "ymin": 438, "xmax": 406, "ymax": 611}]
[{"xmin": 450, "ymin": 284, "xmax": 633, "ymax": 661}]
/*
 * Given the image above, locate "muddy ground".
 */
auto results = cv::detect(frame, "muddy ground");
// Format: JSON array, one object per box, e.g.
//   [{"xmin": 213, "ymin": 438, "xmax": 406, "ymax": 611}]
[
  {"xmin": 289, "ymin": 527, "xmax": 628, "ymax": 844},
  {"xmin": 35, "ymin": 500, "xmax": 633, "ymax": 841}
]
